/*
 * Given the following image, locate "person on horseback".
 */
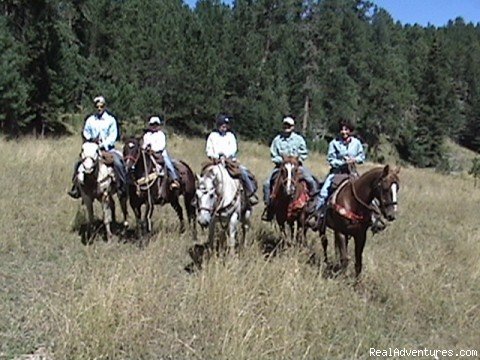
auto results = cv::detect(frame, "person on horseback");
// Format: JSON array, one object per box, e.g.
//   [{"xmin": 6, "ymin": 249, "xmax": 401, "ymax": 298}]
[
  {"xmin": 142, "ymin": 116, "xmax": 180, "ymax": 190},
  {"xmin": 312, "ymin": 119, "xmax": 365, "ymax": 229},
  {"xmin": 262, "ymin": 116, "xmax": 318, "ymax": 222},
  {"xmin": 68, "ymin": 95, "xmax": 127, "ymax": 199},
  {"xmin": 205, "ymin": 114, "xmax": 259, "ymax": 206}
]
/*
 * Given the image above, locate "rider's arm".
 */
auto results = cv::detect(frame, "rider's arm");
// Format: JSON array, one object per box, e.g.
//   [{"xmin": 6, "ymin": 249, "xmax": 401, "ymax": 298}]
[
  {"xmin": 82, "ymin": 116, "xmax": 95, "ymax": 141},
  {"xmin": 206, "ymin": 133, "xmax": 218, "ymax": 159},
  {"xmin": 297, "ymin": 135, "xmax": 308, "ymax": 162},
  {"xmin": 270, "ymin": 137, "xmax": 282, "ymax": 165},
  {"xmin": 226, "ymin": 132, "xmax": 238, "ymax": 159},
  {"xmin": 101, "ymin": 115, "xmax": 117, "ymax": 150},
  {"xmin": 352, "ymin": 138, "xmax": 365, "ymax": 164},
  {"xmin": 327, "ymin": 140, "xmax": 346, "ymax": 168}
]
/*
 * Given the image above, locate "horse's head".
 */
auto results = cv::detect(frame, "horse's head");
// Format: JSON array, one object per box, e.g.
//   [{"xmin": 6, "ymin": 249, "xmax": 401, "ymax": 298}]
[
  {"xmin": 278, "ymin": 156, "xmax": 301, "ymax": 197},
  {"xmin": 195, "ymin": 170, "xmax": 219, "ymax": 227},
  {"xmin": 374, "ymin": 165, "xmax": 400, "ymax": 222},
  {"xmin": 80, "ymin": 141, "xmax": 100, "ymax": 174},
  {"xmin": 123, "ymin": 137, "xmax": 141, "ymax": 171}
]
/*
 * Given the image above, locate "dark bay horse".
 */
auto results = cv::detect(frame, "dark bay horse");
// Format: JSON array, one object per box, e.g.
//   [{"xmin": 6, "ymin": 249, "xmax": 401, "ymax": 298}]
[
  {"xmin": 270, "ymin": 156, "xmax": 310, "ymax": 246},
  {"xmin": 78, "ymin": 141, "xmax": 128, "ymax": 242},
  {"xmin": 123, "ymin": 138, "xmax": 196, "ymax": 235},
  {"xmin": 317, "ymin": 165, "xmax": 400, "ymax": 277}
]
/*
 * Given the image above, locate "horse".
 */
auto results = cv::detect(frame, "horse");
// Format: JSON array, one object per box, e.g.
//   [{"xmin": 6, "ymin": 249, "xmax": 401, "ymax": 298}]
[
  {"xmin": 122, "ymin": 137, "xmax": 196, "ymax": 235},
  {"xmin": 316, "ymin": 165, "xmax": 400, "ymax": 277},
  {"xmin": 77, "ymin": 141, "xmax": 129, "ymax": 243},
  {"xmin": 195, "ymin": 159, "xmax": 252, "ymax": 257},
  {"xmin": 270, "ymin": 156, "xmax": 311, "ymax": 246}
]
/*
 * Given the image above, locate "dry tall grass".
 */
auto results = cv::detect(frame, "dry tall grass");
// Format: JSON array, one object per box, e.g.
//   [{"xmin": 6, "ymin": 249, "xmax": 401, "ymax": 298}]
[{"xmin": 0, "ymin": 135, "xmax": 478, "ymax": 359}]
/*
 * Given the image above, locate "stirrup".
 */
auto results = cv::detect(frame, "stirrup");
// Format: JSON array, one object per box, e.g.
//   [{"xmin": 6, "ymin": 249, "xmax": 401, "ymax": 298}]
[{"xmin": 170, "ymin": 180, "xmax": 180, "ymax": 190}]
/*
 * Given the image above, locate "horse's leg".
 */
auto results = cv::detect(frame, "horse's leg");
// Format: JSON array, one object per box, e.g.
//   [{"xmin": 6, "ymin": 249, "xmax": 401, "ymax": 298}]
[
  {"xmin": 354, "ymin": 231, "xmax": 367, "ymax": 278},
  {"xmin": 184, "ymin": 191, "xmax": 197, "ymax": 239},
  {"xmin": 321, "ymin": 232, "xmax": 328, "ymax": 264},
  {"xmin": 170, "ymin": 197, "xmax": 185, "ymax": 233},
  {"xmin": 119, "ymin": 194, "xmax": 129, "ymax": 228},
  {"xmin": 145, "ymin": 201, "xmax": 154, "ymax": 233},
  {"xmin": 207, "ymin": 219, "xmax": 216, "ymax": 254},
  {"xmin": 228, "ymin": 212, "xmax": 240, "ymax": 256},
  {"xmin": 241, "ymin": 209, "xmax": 252, "ymax": 248},
  {"xmin": 84, "ymin": 195, "xmax": 95, "ymax": 242},
  {"xmin": 103, "ymin": 195, "xmax": 114, "ymax": 243},
  {"xmin": 334, "ymin": 231, "xmax": 349, "ymax": 274}
]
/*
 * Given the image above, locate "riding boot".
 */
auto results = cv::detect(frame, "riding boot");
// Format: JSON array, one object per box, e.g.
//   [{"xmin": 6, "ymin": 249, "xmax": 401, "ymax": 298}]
[
  {"xmin": 67, "ymin": 182, "xmax": 81, "ymax": 199},
  {"xmin": 248, "ymin": 193, "xmax": 259, "ymax": 206},
  {"xmin": 170, "ymin": 179, "xmax": 180, "ymax": 190},
  {"xmin": 261, "ymin": 202, "xmax": 274, "ymax": 222}
]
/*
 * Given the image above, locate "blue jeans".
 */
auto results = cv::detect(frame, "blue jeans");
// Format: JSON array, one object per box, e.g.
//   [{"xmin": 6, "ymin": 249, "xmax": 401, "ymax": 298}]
[
  {"xmin": 163, "ymin": 153, "xmax": 179, "ymax": 181},
  {"xmin": 317, "ymin": 173, "xmax": 334, "ymax": 210},
  {"xmin": 240, "ymin": 165, "xmax": 256, "ymax": 195},
  {"xmin": 109, "ymin": 150, "xmax": 127, "ymax": 192}
]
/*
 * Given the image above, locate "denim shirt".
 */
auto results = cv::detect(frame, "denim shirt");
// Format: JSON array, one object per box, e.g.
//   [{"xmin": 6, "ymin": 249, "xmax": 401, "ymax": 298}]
[
  {"xmin": 83, "ymin": 111, "xmax": 118, "ymax": 150},
  {"xmin": 327, "ymin": 136, "xmax": 365, "ymax": 170},
  {"xmin": 270, "ymin": 132, "xmax": 308, "ymax": 165}
]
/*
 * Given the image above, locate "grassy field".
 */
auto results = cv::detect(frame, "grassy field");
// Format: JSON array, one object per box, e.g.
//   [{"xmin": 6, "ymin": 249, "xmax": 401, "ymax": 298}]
[{"xmin": 0, "ymin": 135, "xmax": 479, "ymax": 359}]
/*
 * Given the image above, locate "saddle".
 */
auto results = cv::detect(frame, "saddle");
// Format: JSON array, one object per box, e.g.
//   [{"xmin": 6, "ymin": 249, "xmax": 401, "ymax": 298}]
[
  {"xmin": 201, "ymin": 158, "xmax": 241, "ymax": 178},
  {"xmin": 100, "ymin": 151, "xmax": 115, "ymax": 166}
]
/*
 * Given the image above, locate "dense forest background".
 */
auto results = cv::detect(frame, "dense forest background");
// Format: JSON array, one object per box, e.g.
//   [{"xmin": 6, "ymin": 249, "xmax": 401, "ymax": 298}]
[{"xmin": 1, "ymin": 0, "xmax": 480, "ymax": 167}]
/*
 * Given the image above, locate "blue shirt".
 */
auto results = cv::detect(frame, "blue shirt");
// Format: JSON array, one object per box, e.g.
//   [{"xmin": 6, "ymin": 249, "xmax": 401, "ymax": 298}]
[
  {"xmin": 327, "ymin": 136, "xmax": 365, "ymax": 169},
  {"xmin": 83, "ymin": 111, "xmax": 118, "ymax": 150},
  {"xmin": 270, "ymin": 132, "xmax": 308, "ymax": 165}
]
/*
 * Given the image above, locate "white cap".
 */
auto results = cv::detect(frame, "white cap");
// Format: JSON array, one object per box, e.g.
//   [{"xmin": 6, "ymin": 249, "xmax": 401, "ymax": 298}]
[
  {"xmin": 93, "ymin": 96, "xmax": 106, "ymax": 105},
  {"xmin": 283, "ymin": 116, "xmax": 295, "ymax": 126},
  {"xmin": 148, "ymin": 116, "xmax": 162, "ymax": 125}
]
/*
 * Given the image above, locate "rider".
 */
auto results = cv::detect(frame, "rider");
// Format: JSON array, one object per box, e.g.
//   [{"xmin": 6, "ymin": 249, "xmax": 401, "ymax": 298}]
[
  {"xmin": 142, "ymin": 116, "xmax": 180, "ymax": 190},
  {"xmin": 205, "ymin": 114, "xmax": 259, "ymax": 206},
  {"xmin": 68, "ymin": 95, "xmax": 127, "ymax": 199},
  {"xmin": 313, "ymin": 119, "xmax": 365, "ymax": 228},
  {"xmin": 262, "ymin": 116, "xmax": 318, "ymax": 222}
]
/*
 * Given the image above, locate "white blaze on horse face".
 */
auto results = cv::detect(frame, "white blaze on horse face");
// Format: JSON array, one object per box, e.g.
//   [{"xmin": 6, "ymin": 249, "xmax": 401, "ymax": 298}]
[
  {"xmin": 81, "ymin": 142, "xmax": 100, "ymax": 174},
  {"xmin": 285, "ymin": 163, "xmax": 294, "ymax": 196},
  {"xmin": 391, "ymin": 182, "xmax": 398, "ymax": 212}
]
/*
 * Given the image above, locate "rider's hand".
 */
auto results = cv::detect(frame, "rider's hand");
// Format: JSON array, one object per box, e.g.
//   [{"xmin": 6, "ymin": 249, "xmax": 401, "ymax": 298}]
[{"xmin": 346, "ymin": 157, "xmax": 356, "ymax": 164}]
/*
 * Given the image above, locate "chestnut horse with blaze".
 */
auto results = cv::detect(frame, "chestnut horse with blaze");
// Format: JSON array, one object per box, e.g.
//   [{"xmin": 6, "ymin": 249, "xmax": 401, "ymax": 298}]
[
  {"xmin": 270, "ymin": 156, "xmax": 311, "ymax": 245},
  {"xmin": 317, "ymin": 165, "xmax": 400, "ymax": 277}
]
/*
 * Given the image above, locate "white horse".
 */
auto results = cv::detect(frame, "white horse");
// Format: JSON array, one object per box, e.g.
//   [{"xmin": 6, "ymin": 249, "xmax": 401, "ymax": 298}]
[
  {"xmin": 77, "ymin": 141, "xmax": 127, "ymax": 242},
  {"xmin": 196, "ymin": 162, "xmax": 251, "ymax": 256}
]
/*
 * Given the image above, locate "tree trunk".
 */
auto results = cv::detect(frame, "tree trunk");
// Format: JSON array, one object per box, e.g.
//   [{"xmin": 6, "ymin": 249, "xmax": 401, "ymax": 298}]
[{"xmin": 302, "ymin": 95, "xmax": 309, "ymax": 135}]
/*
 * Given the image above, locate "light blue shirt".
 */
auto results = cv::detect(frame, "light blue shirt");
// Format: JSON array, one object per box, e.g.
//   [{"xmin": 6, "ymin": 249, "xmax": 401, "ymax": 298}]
[
  {"xmin": 327, "ymin": 136, "xmax": 365, "ymax": 169},
  {"xmin": 270, "ymin": 132, "xmax": 308, "ymax": 165},
  {"xmin": 83, "ymin": 111, "xmax": 118, "ymax": 150}
]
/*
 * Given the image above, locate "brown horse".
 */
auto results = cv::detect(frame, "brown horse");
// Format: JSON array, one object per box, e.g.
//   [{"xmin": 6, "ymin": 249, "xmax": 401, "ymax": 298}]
[
  {"xmin": 123, "ymin": 137, "xmax": 196, "ymax": 235},
  {"xmin": 317, "ymin": 165, "xmax": 400, "ymax": 277},
  {"xmin": 270, "ymin": 156, "xmax": 311, "ymax": 245}
]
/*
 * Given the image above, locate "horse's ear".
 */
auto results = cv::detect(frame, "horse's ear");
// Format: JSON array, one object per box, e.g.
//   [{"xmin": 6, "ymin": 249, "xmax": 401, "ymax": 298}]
[
  {"xmin": 195, "ymin": 174, "xmax": 201, "ymax": 184},
  {"xmin": 382, "ymin": 165, "xmax": 390, "ymax": 177}
]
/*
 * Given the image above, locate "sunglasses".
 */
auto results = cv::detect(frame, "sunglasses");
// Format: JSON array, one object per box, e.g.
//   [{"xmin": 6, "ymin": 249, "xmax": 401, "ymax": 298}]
[{"xmin": 96, "ymin": 105, "xmax": 105, "ymax": 110}]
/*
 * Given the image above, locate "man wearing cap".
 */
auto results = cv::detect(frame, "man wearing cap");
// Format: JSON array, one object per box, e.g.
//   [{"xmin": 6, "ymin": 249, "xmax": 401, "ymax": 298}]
[
  {"xmin": 68, "ymin": 96, "xmax": 127, "ymax": 198},
  {"xmin": 261, "ymin": 116, "xmax": 318, "ymax": 222},
  {"xmin": 142, "ymin": 116, "xmax": 180, "ymax": 189},
  {"xmin": 205, "ymin": 114, "xmax": 258, "ymax": 206}
]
